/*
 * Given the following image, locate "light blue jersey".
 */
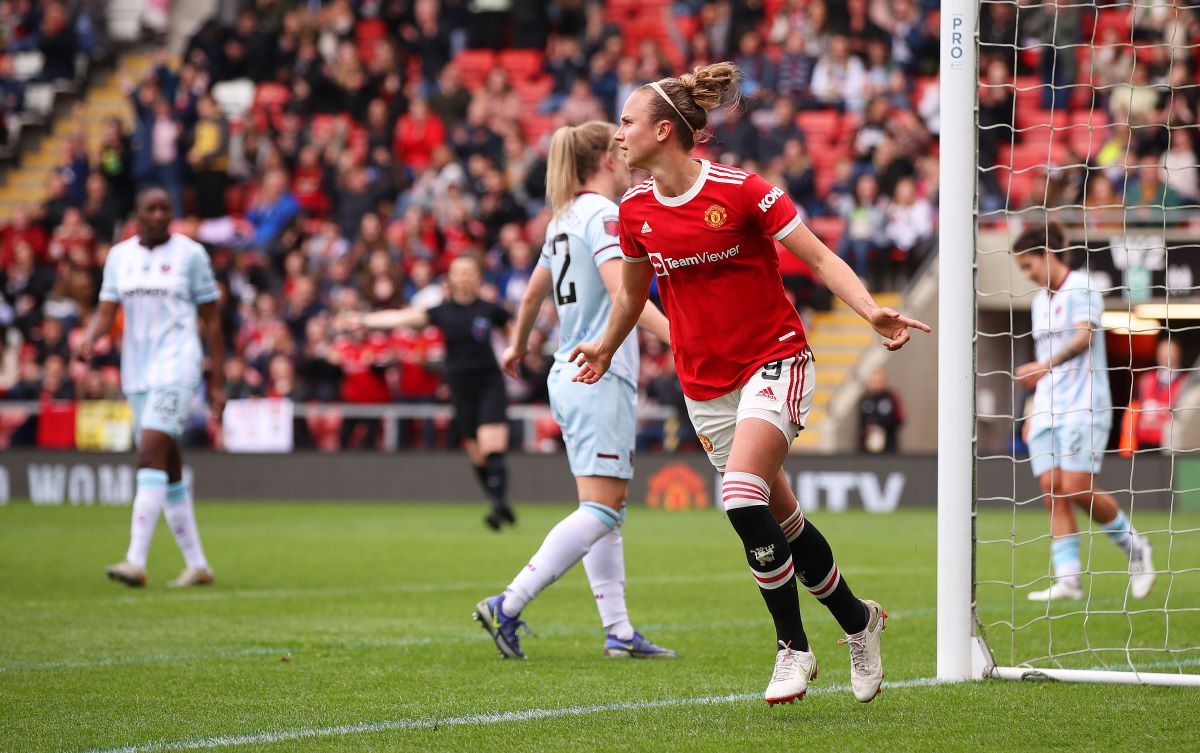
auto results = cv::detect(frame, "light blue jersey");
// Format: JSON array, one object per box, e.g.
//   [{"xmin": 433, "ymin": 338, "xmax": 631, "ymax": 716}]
[
  {"xmin": 541, "ymin": 193, "xmax": 639, "ymax": 479},
  {"xmin": 1028, "ymin": 269, "xmax": 1111, "ymax": 435},
  {"xmin": 100, "ymin": 234, "xmax": 219, "ymax": 395},
  {"xmin": 539, "ymin": 193, "xmax": 638, "ymax": 388},
  {"xmin": 1027, "ymin": 269, "xmax": 1111, "ymax": 477}
]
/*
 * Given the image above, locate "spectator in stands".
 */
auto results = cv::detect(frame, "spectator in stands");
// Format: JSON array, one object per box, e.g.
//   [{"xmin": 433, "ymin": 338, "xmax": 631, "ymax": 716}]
[
  {"xmin": 754, "ymin": 97, "xmax": 805, "ymax": 165},
  {"xmin": 145, "ymin": 98, "xmax": 183, "ymax": 216},
  {"xmin": 1162, "ymin": 128, "xmax": 1199, "ymax": 203},
  {"xmin": 811, "ymin": 34, "xmax": 867, "ymax": 112},
  {"xmin": 779, "ymin": 137, "xmax": 819, "ymax": 218},
  {"xmin": 393, "ymin": 97, "xmax": 446, "ymax": 173},
  {"xmin": 1135, "ymin": 339, "xmax": 1187, "ymax": 452},
  {"xmin": 775, "ymin": 32, "xmax": 815, "ymax": 104},
  {"xmin": 57, "ymin": 136, "xmax": 90, "ymax": 207},
  {"xmin": 188, "ymin": 95, "xmax": 229, "ymax": 218},
  {"xmin": 428, "ymin": 63, "xmax": 473, "ymax": 128},
  {"xmin": 36, "ymin": 2, "xmax": 77, "ymax": 83},
  {"xmin": 1022, "ymin": 0, "xmax": 1081, "ymax": 111},
  {"xmin": 582, "ymin": 2, "xmax": 621, "ymax": 58},
  {"xmin": 837, "ymin": 173, "xmax": 887, "ymax": 285},
  {"xmin": 1124, "ymin": 149, "xmax": 1185, "ymax": 226},
  {"xmin": 558, "ymin": 76, "xmax": 605, "ymax": 126},
  {"xmin": 859, "ymin": 367, "xmax": 904, "ymax": 453},
  {"xmin": 245, "ymin": 168, "xmax": 300, "ymax": 251},
  {"xmin": 733, "ymin": 30, "xmax": 776, "ymax": 98},
  {"xmin": 223, "ymin": 356, "xmax": 262, "ymax": 400},
  {"xmin": 1, "ymin": 207, "xmax": 48, "ymax": 264},
  {"xmin": 884, "ymin": 176, "xmax": 934, "ymax": 284},
  {"xmin": 80, "ymin": 174, "xmax": 120, "ymax": 243}
]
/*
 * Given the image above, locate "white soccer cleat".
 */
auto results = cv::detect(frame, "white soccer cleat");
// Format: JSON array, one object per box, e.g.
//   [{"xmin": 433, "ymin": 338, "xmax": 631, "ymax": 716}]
[
  {"xmin": 167, "ymin": 567, "xmax": 214, "ymax": 588},
  {"xmin": 1027, "ymin": 579, "xmax": 1083, "ymax": 602},
  {"xmin": 105, "ymin": 560, "xmax": 147, "ymax": 587},
  {"xmin": 764, "ymin": 640, "xmax": 818, "ymax": 705},
  {"xmin": 1129, "ymin": 538, "xmax": 1156, "ymax": 599},
  {"xmin": 840, "ymin": 599, "xmax": 886, "ymax": 703}
]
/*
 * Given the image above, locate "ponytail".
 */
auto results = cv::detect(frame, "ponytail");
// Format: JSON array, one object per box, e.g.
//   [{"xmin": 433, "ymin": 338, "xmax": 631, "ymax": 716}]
[{"xmin": 545, "ymin": 121, "xmax": 618, "ymax": 217}]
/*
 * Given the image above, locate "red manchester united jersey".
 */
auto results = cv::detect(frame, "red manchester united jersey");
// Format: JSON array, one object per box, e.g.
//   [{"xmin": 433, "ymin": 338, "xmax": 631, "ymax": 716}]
[{"xmin": 619, "ymin": 160, "xmax": 808, "ymax": 400}]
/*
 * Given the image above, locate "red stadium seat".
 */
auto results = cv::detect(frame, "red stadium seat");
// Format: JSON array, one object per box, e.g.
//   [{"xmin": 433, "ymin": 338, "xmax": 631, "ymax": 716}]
[
  {"xmin": 797, "ymin": 110, "xmax": 840, "ymax": 146},
  {"xmin": 455, "ymin": 49, "xmax": 496, "ymax": 90},
  {"xmin": 498, "ymin": 49, "xmax": 544, "ymax": 81}
]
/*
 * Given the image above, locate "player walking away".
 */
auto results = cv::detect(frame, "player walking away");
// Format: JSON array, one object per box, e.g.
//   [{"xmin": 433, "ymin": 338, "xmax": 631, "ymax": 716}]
[
  {"xmin": 472, "ymin": 122, "xmax": 675, "ymax": 660},
  {"xmin": 570, "ymin": 63, "xmax": 931, "ymax": 704},
  {"xmin": 342, "ymin": 255, "xmax": 517, "ymax": 529},
  {"xmin": 77, "ymin": 186, "xmax": 224, "ymax": 588},
  {"xmin": 1012, "ymin": 223, "xmax": 1156, "ymax": 602}
]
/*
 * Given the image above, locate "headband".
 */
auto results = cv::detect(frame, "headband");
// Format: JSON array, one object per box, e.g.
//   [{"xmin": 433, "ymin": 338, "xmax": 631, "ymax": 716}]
[{"xmin": 648, "ymin": 81, "xmax": 696, "ymax": 134}]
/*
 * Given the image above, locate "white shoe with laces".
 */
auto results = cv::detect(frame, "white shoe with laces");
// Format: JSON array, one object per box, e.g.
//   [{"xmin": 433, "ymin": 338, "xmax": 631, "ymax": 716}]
[
  {"xmin": 1129, "ymin": 538, "xmax": 1156, "ymax": 599},
  {"xmin": 840, "ymin": 599, "xmax": 886, "ymax": 703},
  {"xmin": 764, "ymin": 640, "xmax": 818, "ymax": 705},
  {"xmin": 1027, "ymin": 579, "xmax": 1084, "ymax": 602}
]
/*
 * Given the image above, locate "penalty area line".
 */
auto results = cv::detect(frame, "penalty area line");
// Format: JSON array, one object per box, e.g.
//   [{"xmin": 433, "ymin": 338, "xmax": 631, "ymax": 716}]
[{"xmin": 77, "ymin": 677, "xmax": 943, "ymax": 753}]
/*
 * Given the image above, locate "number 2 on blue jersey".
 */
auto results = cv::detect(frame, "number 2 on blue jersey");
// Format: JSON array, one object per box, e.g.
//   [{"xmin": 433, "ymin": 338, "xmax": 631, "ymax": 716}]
[{"xmin": 552, "ymin": 233, "xmax": 577, "ymax": 306}]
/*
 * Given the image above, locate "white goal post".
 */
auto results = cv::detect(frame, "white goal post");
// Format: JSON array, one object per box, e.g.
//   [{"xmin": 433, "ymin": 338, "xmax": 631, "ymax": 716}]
[{"xmin": 938, "ymin": 0, "xmax": 1200, "ymax": 686}]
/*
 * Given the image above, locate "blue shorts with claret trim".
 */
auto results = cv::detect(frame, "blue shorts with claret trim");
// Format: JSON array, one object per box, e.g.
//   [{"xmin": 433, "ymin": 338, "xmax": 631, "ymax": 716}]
[
  {"xmin": 1028, "ymin": 424, "xmax": 1109, "ymax": 478},
  {"xmin": 128, "ymin": 385, "xmax": 195, "ymax": 441},
  {"xmin": 548, "ymin": 365, "xmax": 636, "ymax": 480}
]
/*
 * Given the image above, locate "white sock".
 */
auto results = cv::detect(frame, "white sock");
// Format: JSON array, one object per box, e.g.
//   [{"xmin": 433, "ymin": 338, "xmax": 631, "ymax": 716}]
[
  {"xmin": 1052, "ymin": 536, "xmax": 1081, "ymax": 585},
  {"xmin": 501, "ymin": 502, "xmax": 617, "ymax": 617},
  {"xmin": 582, "ymin": 528, "xmax": 634, "ymax": 640},
  {"xmin": 164, "ymin": 481, "xmax": 209, "ymax": 571},
  {"xmin": 126, "ymin": 469, "xmax": 167, "ymax": 569}
]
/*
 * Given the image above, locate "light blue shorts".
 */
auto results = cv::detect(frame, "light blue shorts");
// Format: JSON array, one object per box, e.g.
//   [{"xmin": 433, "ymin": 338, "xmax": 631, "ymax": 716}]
[
  {"xmin": 128, "ymin": 385, "xmax": 196, "ymax": 440},
  {"xmin": 1028, "ymin": 424, "xmax": 1110, "ymax": 478},
  {"xmin": 548, "ymin": 365, "xmax": 636, "ymax": 480}
]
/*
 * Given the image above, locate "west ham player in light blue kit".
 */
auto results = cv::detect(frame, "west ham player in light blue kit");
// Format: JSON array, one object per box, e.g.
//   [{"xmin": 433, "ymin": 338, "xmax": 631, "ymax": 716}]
[
  {"xmin": 473, "ymin": 122, "xmax": 675, "ymax": 659},
  {"xmin": 77, "ymin": 187, "xmax": 225, "ymax": 588},
  {"xmin": 1013, "ymin": 223, "xmax": 1155, "ymax": 601}
]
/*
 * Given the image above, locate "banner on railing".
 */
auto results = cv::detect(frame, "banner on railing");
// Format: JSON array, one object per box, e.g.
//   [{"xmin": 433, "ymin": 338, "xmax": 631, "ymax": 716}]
[
  {"xmin": 75, "ymin": 400, "xmax": 133, "ymax": 451},
  {"xmin": 222, "ymin": 398, "xmax": 294, "ymax": 453}
]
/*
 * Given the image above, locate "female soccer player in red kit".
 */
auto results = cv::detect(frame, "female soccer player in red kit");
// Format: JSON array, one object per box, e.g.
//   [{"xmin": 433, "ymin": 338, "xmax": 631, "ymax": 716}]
[{"xmin": 571, "ymin": 62, "xmax": 931, "ymax": 705}]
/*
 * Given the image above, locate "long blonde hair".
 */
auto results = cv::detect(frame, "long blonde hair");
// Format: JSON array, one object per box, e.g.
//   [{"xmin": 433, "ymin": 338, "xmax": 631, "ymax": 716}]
[
  {"xmin": 545, "ymin": 121, "xmax": 618, "ymax": 216},
  {"xmin": 644, "ymin": 61, "xmax": 741, "ymax": 150}
]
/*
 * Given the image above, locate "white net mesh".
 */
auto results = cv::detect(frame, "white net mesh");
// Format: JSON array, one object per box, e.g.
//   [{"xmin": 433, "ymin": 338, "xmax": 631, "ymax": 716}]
[{"xmin": 972, "ymin": 0, "xmax": 1200, "ymax": 676}]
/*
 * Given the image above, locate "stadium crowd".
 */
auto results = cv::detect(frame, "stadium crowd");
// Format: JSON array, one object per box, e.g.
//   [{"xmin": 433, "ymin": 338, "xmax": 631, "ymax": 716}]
[{"xmin": 2, "ymin": 0, "xmax": 957, "ymax": 448}]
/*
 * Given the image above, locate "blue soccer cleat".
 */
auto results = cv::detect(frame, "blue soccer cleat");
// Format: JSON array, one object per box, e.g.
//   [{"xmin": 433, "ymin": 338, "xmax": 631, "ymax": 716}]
[
  {"xmin": 473, "ymin": 594, "xmax": 530, "ymax": 659},
  {"xmin": 603, "ymin": 631, "xmax": 677, "ymax": 659}
]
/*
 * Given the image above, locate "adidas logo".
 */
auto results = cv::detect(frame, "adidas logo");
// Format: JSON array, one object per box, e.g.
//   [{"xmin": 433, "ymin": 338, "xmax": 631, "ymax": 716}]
[
  {"xmin": 641, "ymin": 221, "xmax": 652, "ymax": 233},
  {"xmin": 756, "ymin": 387, "xmax": 777, "ymax": 400}
]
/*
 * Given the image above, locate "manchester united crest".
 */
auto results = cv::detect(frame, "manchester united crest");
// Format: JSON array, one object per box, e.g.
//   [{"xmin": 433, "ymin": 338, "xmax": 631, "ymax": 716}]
[
  {"xmin": 703, "ymin": 204, "xmax": 727, "ymax": 229},
  {"xmin": 698, "ymin": 433, "xmax": 714, "ymax": 453}
]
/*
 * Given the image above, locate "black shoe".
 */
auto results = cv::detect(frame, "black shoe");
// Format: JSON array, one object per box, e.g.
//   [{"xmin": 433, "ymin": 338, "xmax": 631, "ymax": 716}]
[
  {"xmin": 484, "ymin": 512, "xmax": 504, "ymax": 531},
  {"xmin": 497, "ymin": 505, "xmax": 516, "ymax": 525}
]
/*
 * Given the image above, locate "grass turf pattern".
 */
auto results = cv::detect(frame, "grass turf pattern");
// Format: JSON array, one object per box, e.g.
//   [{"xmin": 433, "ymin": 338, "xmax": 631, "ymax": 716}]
[{"xmin": 1, "ymin": 503, "xmax": 1196, "ymax": 752}]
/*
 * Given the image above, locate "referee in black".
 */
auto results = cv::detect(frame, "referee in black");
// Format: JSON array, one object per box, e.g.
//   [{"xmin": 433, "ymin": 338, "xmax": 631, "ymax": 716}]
[{"xmin": 344, "ymin": 255, "xmax": 517, "ymax": 529}]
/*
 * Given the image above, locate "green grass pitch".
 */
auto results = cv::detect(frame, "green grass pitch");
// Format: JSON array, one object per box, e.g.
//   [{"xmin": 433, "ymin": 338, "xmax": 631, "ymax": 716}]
[{"xmin": 1, "ymin": 501, "xmax": 1197, "ymax": 752}]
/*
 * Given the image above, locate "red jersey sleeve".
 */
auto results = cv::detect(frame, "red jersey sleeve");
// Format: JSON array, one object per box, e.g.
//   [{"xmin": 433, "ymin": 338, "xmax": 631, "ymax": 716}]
[
  {"xmin": 618, "ymin": 214, "xmax": 649, "ymax": 262},
  {"xmin": 742, "ymin": 173, "xmax": 803, "ymax": 241}
]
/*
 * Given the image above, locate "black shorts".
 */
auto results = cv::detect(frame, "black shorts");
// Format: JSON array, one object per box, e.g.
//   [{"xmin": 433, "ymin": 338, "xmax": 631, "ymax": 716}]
[{"xmin": 450, "ymin": 376, "xmax": 508, "ymax": 438}]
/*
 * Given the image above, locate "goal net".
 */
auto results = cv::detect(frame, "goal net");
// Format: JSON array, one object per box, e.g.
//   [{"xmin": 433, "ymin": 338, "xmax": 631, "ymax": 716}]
[{"xmin": 939, "ymin": 0, "xmax": 1200, "ymax": 685}]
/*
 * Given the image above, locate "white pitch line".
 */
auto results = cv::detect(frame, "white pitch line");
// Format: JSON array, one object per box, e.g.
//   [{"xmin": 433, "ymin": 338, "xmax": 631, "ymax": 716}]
[{"xmin": 76, "ymin": 677, "xmax": 945, "ymax": 753}]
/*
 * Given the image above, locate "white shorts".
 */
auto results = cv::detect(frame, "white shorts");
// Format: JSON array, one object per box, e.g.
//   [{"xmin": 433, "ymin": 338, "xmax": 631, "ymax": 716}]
[
  {"xmin": 685, "ymin": 351, "xmax": 815, "ymax": 473},
  {"xmin": 548, "ymin": 365, "xmax": 636, "ymax": 480},
  {"xmin": 1028, "ymin": 423, "xmax": 1110, "ymax": 478},
  {"xmin": 128, "ymin": 385, "xmax": 195, "ymax": 440}
]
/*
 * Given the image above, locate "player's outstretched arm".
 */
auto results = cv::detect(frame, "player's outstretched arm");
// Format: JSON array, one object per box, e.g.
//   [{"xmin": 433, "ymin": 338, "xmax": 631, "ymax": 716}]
[
  {"xmin": 598, "ymin": 259, "xmax": 670, "ymax": 344},
  {"xmin": 503, "ymin": 265, "xmax": 553, "ymax": 378},
  {"xmin": 75, "ymin": 300, "xmax": 118, "ymax": 364},
  {"xmin": 571, "ymin": 259, "xmax": 653, "ymax": 383},
  {"xmin": 779, "ymin": 223, "xmax": 931, "ymax": 351},
  {"xmin": 339, "ymin": 307, "xmax": 431, "ymax": 332},
  {"xmin": 198, "ymin": 300, "xmax": 226, "ymax": 424}
]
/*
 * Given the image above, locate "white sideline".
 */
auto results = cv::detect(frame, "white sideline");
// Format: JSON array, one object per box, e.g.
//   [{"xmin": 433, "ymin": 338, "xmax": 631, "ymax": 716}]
[{"xmin": 77, "ymin": 677, "xmax": 945, "ymax": 753}]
